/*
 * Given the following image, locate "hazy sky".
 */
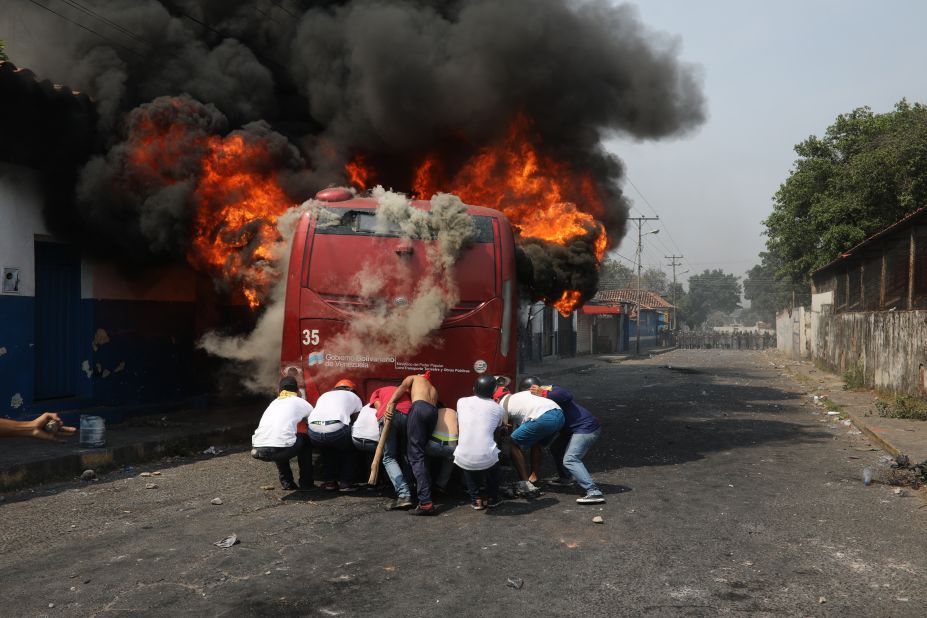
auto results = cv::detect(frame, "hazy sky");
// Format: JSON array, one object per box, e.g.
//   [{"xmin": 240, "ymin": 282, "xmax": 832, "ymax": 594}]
[{"xmin": 608, "ymin": 0, "xmax": 927, "ymax": 287}]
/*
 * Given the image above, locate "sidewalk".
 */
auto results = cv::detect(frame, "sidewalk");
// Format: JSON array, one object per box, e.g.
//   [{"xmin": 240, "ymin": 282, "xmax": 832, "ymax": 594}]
[
  {"xmin": 772, "ymin": 351, "xmax": 927, "ymax": 463},
  {"xmin": 0, "ymin": 404, "xmax": 259, "ymax": 492}
]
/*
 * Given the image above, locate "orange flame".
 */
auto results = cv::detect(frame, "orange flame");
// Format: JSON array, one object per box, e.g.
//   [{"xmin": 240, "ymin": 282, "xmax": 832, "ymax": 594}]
[
  {"xmin": 345, "ymin": 154, "xmax": 373, "ymax": 191},
  {"xmin": 188, "ymin": 134, "xmax": 292, "ymax": 309},
  {"xmin": 552, "ymin": 290, "xmax": 582, "ymax": 317},
  {"xmin": 412, "ymin": 113, "xmax": 608, "ymax": 313}
]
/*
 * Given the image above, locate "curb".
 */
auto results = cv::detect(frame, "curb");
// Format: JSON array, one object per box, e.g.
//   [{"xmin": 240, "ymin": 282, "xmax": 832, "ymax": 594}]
[
  {"xmin": 844, "ymin": 408, "xmax": 903, "ymax": 459},
  {"xmin": 0, "ymin": 422, "xmax": 254, "ymax": 492},
  {"xmin": 531, "ymin": 363, "xmax": 600, "ymax": 380}
]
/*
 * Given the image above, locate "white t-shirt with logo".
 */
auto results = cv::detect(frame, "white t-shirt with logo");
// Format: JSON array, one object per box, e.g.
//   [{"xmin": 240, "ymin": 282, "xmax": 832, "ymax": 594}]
[
  {"xmin": 252, "ymin": 395, "xmax": 313, "ymax": 448},
  {"xmin": 309, "ymin": 389, "xmax": 362, "ymax": 425},
  {"xmin": 351, "ymin": 404, "xmax": 381, "ymax": 442},
  {"xmin": 501, "ymin": 391, "xmax": 561, "ymax": 426},
  {"xmin": 453, "ymin": 395, "xmax": 504, "ymax": 471}
]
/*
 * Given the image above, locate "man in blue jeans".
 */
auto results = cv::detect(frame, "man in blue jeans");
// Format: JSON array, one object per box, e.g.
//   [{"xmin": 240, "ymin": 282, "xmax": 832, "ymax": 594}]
[
  {"xmin": 369, "ymin": 386, "xmax": 414, "ymax": 511},
  {"xmin": 495, "ymin": 378, "xmax": 565, "ymax": 497},
  {"xmin": 385, "ymin": 372, "xmax": 440, "ymax": 516},
  {"xmin": 526, "ymin": 378, "xmax": 605, "ymax": 504}
]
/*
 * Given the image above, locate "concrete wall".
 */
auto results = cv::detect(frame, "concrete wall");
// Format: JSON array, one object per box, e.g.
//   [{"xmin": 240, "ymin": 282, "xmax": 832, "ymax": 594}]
[
  {"xmin": 812, "ymin": 307, "xmax": 927, "ymax": 396},
  {"xmin": 775, "ymin": 307, "xmax": 811, "ymax": 359},
  {"xmin": 576, "ymin": 313, "xmax": 593, "ymax": 355}
]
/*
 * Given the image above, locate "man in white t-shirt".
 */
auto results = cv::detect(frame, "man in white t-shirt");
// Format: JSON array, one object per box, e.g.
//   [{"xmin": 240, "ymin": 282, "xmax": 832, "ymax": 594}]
[
  {"xmin": 494, "ymin": 378, "xmax": 565, "ymax": 496},
  {"xmin": 454, "ymin": 375, "xmax": 505, "ymax": 509},
  {"xmin": 251, "ymin": 376, "xmax": 314, "ymax": 490},
  {"xmin": 308, "ymin": 379, "xmax": 363, "ymax": 491}
]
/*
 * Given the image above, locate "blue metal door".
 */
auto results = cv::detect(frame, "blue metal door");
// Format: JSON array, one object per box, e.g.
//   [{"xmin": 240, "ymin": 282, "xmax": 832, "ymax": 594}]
[{"xmin": 34, "ymin": 241, "xmax": 80, "ymax": 400}]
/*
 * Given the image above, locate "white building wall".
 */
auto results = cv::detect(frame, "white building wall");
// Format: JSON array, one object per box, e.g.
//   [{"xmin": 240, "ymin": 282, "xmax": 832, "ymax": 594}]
[{"xmin": 0, "ymin": 164, "xmax": 49, "ymax": 297}]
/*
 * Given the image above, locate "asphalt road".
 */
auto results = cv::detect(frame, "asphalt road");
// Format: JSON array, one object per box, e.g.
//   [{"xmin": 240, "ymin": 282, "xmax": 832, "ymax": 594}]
[{"xmin": 2, "ymin": 350, "xmax": 926, "ymax": 617}]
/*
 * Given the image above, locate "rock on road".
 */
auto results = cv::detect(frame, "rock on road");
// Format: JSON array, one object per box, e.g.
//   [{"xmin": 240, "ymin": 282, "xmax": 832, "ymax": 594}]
[{"xmin": 2, "ymin": 350, "xmax": 925, "ymax": 617}]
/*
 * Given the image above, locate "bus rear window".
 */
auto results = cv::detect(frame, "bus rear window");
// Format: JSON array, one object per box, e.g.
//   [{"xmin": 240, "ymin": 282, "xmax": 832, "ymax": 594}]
[{"xmin": 316, "ymin": 208, "xmax": 494, "ymax": 243}]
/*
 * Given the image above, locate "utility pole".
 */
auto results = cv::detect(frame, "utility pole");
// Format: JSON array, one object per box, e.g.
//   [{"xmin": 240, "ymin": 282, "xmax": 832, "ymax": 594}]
[
  {"xmin": 629, "ymin": 216, "xmax": 659, "ymax": 355},
  {"xmin": 665, "ymin": 254, "xmax": 684, "ymax": 330}
]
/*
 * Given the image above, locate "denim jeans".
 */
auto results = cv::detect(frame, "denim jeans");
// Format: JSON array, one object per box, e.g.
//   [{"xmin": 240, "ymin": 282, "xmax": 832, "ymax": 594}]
[
  {"xmin": 308, "ymin": 424, "xmax": 354, "ymax": 487},
  {"xmin": 407, "ymin": 401, "xmax": 439, "ymax": 505},
  {"xmin": 462, "ymin": 462, "xmax": 500, "ymax": 502},
  {"xmin": 549, "ymin": 428, "xmax": 602, "ymax": 495},
  {"xmin": 251, "ymin": 433, "xmax": 313, "ymax": 486},
  {"xmin": 425, "ymin": 439, "xmax": 457, "ymax": 489},
  {"xmin": 382, "ymin": 413, "xmax": 411, "ymax": 499},
  {"xmin": 511, "ymin": 408, "xmax": 565, "ymax": 449}
]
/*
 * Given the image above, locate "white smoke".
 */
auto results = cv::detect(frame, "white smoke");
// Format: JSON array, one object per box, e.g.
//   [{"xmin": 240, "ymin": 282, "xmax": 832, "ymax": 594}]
[{"xmin": 312, "ymin": 188, "xmax": 476, "ymax": 380}]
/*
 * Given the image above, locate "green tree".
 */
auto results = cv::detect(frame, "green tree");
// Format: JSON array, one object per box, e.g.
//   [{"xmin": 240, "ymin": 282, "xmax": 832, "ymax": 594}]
[
  {"xmin": 684, "ymin": 269, "xmax": 741, "ymax": 328},
  {"xmin": 599, "ymin": 258, "xmax": 634, "ymax": 289},
  {"xmin": 765, "ymin": 100, "xmax": 927, "ymax": 281},
  {"xmin": 0, "ymin": 40, "xmax": 8, "ymax": 63},
  {"xmin": 742, "ymin": 252, "xmax": 809, "ymax": 325},
  {"xmin": 640, "ymin": 267, "xmax": 670, "ymax": 296}
]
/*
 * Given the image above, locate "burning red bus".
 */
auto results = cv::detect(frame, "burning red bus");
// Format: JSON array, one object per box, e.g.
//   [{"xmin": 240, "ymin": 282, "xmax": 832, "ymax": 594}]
[{"xmin": 280, "ymin": 188, "xmax": 518, "ymax": 406}]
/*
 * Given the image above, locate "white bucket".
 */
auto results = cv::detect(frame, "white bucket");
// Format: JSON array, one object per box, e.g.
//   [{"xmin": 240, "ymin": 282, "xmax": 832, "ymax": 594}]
[{"xmin": 79, "ymin": 415, "xmax": 106, "ymax": 448}]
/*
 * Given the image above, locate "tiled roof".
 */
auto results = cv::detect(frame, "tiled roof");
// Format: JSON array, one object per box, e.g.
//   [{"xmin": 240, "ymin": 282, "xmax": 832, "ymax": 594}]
[{"xmin": 591, "ymin": 288, "xmax": 675, "ymax": 310}]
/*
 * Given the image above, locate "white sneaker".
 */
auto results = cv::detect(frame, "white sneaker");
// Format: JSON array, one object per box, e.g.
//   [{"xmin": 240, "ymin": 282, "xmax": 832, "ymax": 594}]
[
  {"xmin": 576, "ymin": 493, "xmax": 606, "ymax": 504},
  {"xmin": 515, "ymin": 480, "xmax": 541, "ymax": 497}
]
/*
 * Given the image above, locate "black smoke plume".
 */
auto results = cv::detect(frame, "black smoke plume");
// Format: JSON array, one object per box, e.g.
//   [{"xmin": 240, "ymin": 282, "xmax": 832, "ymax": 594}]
[{"xmin": 1, "ymin": 0, "xmax": 705, "ymax": 302}]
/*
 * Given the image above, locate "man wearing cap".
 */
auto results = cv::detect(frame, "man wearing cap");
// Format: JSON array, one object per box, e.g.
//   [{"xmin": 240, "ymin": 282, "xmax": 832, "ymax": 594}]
[
  {"xmin": 528, "ymin": 381, "xmax": 606, "ymax": 504},
  {"xmin": 251, "ymin": 376, "xmax": 314, "ymax": 490},
  {"xmin": 307, "ymin": 379, "xmax": 362, "ymax": 492},
  {"xmin": 384, "ymin": 372, "xmax": 439, "ymax": 515},
  {"xmin": 369, "ymin": 385, "xmax": 414, "ymax": 510},
  {"xmin": 494, "ymin": 377, "xmax": 565, "ymax": 496}
]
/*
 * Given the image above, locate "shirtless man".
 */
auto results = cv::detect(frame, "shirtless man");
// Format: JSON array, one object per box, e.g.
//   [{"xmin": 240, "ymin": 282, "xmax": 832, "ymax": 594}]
[{"xmin": 385, "ymin": 372, "xmax": 439, "ymax": 516}]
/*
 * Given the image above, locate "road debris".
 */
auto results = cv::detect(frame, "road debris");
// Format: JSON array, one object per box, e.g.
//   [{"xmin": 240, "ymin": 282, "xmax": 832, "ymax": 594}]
[
  {"xmin": 203, "ymin": 446, "xmax": 223, "ymax": 456},
  {"xmin": 80, "ymin": 469, "xmax": 97, "ymax": 482},
  {"xmin": 893, "ymin": 487, "xmax": 907, "ymax": 497},
  {"xmin": 506, "ymin": 577, "xmax": 524, "ymax": 589},
  {"xmin": 152, "ymin": 471, "xmax": 161, "ymax": 476},
  {"xmin": 213, "ymin": 534, "xmax": 239, "ymax": 548},
  {"xmin": 863, "ymin": 467, "xmax": 872, "ymax": 486},
  {"xmin": 145, "ymin": 483, "xmax": 158, "ymax": 489},
  {"xmin": 818, "ymin": 596, "xmax": 826, "ymax": 604},
  {"xmin": 211, "ymin": 497, "xmax": 223, "ymax": 505},
  {"xmin": 260, "ymin": 485, "xmax": 275, "ymax": 490},
  {"xmin": 140, "ymin": 472, "xmax": 152, "ymax": 477},
  {"xmin": 592, "ymin": 516, "xmax": 604, "ymax": 524}
]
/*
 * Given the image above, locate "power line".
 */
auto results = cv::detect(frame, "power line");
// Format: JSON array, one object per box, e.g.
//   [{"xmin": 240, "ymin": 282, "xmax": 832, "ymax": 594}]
[
  {"xmin": 624, "ymin": 175, "xmax": 689, "ymax": 268},
  {"xmin": 27, "ymin": 0, "xmax": 145, "ymax": 57}
]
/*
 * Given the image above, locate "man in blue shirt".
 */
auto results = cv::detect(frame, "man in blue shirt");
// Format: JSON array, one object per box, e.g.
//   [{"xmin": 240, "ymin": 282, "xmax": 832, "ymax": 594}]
[{"xmin": 526, "ymin": 378, "xmax": 605, "ymax": 504}]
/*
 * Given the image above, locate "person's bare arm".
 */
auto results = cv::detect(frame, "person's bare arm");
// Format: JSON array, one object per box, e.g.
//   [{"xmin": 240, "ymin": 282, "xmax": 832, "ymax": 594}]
[
  {"xmin": 385, "ymin": 375, "xmax": 416, "ymax": 419},
  {"xmin": 0, "ymin": 413, "xmax": 76, "ymax": 442}
]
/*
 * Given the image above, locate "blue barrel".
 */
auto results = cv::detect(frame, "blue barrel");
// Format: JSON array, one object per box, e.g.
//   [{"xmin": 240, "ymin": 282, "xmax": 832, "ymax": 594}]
[{"xmin": 80, "ymin": 415, "xmax": 106, "ymax": 448}]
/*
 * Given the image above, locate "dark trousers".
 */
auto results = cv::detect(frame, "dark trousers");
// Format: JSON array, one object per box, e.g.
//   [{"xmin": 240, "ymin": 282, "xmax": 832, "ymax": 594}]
[
  {"xmin": 463, "ymin": 463, "xmax": 501, "ymax": 502},
  {"xmin": 407, "ymin": 400, "xmax": 439, "ymax": 505},
  {"xmin": 252, "ymin": 433, "xmax": 313, "ymax": 486},
  {"xmin": 308, "ymin": 424, "xmax": 355, "ymax": 487}
]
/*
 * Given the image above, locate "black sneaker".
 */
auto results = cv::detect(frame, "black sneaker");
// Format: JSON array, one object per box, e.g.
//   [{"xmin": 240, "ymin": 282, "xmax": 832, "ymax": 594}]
[
  {"xmin": 408, "ymin": 504, "xmax": 438, "ymax": 516},
  {"xmin": 546, "ymin": 477, "xmax": 575, "ymax": 487},
  {"xmin": 297, "ymin": 481, "xmax": 316, "ymax": 491},
  {"xmin": 385, "ymin": 497, "xmax": 414, "ymax": 511}
]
